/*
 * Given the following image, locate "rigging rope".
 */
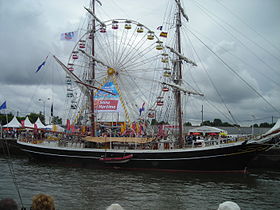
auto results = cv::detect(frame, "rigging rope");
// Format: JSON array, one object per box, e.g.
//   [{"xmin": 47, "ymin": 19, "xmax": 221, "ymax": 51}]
[
  {"xmin": 184, "ymin": 25, "xmax": 280, "ymax": 88},
  {"xmin": 187, "ymin": 28, "xmax": 280, "ymax": 115},
  {"xmin": 214, "ymin": 0, "xmax": 280, "ymax": 57},
  {"xmin": 1, "ymin": 140, "xmax": 25, "ymax": 209},
  {"xmin": 193, "ymin": 0, "xmax": 280, "ymax": 77},
  {"xmin": 181, "ymin": 27, "xmax": 240, "ymax": 125}
]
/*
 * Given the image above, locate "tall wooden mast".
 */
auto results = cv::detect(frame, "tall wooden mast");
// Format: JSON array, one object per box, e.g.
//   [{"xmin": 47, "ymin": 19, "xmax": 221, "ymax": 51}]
[
  {"xmin": 174, "ymin": 0, "xmax": 184, "ymax": 148},
  {"xmin": 90, "ymin": 0, "xmax": 96, "ymax": 136}
]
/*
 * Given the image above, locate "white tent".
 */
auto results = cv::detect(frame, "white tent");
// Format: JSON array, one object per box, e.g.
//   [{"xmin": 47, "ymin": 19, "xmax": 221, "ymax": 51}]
[
  {"xmin": 45, "ymin": 124, "xmax": 64, "ymax": 132},
  {"xmin": 188, "ymin": 126, "xmax": 227, "ymax": 136},
  {"xmin": 23, "ymin": 116, "xmax": 34, "ymax": 127},
  {"xmin": 34, "ymin": 117, "xmax": 46, "ymax": 129},
  {"xmin": 3, "ymin": 116, "xmax": 22, "ymax": 128}
]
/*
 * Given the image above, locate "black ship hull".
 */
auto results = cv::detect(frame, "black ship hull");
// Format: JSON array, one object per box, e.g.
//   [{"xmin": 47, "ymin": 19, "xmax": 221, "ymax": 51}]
[
  {"xmin": 0, "ymin": 138, "xmax": 26, "ymax": 156},
  {"xmin": 17, "ymin": 141, "xmax": 271, "ymax": 173},
  {"xmin": 248, "ymin": 147, "xmax": 280, "ymax": 169}
]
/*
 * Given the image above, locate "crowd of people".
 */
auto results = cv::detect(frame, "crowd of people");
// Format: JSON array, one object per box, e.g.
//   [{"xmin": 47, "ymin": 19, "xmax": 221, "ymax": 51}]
[
  {"xmin": 0, "ymin": 195, "xmax": 241, "ymax": 210},
  {"xmin": 0, "ymin": 194, "xmax": 126, "ymax": 210},
  {"xmin": 0, "ymin": 194, "xmax": 55, "ymax": 210},
  {"xmin": 0, "ymin": 129, "xmax": 19, "ymax": 139}
]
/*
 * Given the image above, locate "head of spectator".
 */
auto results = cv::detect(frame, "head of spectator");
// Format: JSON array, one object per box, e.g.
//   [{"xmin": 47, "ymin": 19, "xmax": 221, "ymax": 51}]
[
  {"xmin": 0, "ymin": 198, "xmax": 18, "ymax": 210},
  {"xmin": 106, "ymin": 203, "xmax": 124, "ymax": 210},
  {"xmin": 218, "ymin": 201, "xmax": 240, "ymax": 210},
  {"xmin": 31, "ymin": 193, "xmax": 55, "ymax": 210}
]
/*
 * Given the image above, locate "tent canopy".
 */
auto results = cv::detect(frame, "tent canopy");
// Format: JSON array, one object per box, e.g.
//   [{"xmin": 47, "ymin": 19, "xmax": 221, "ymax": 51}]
[
  {"xmin": 188, "ymin": 126, "xmax": 227, "ymax": 136},
  {"xmin": 3, "ymin": 116, "xmax": 22, "ymax": 128},
  {"xmin": 23, "ymin": 117, "xmax": 34, "ymax": 127},
  {"xmin": 34, "ymin": 118, "xmax": 46, "ymax": 129}
]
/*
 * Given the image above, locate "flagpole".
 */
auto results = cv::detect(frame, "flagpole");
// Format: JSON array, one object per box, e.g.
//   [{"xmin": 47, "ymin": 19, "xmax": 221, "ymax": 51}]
[
  {"xmin": 174, "ymin": 0, "xmax": 184, "ymax": 148},
  {"xmin": 0, "ymin": 124, "xmax": 2, "ymax": 139},
  {"xmin": 50, "ymin": 102, "xmax": 54, "ymax": 125},
  {"xmin": 90, "ymin": 0, "xmax": 96, "ymax": 137},
  {"xmin": 0, "ymin": 112, "xmax": 3, "ymax": 138},
  {"xmin": 5, "ymin": 110, "xmax": 8, "ymax": 125}
]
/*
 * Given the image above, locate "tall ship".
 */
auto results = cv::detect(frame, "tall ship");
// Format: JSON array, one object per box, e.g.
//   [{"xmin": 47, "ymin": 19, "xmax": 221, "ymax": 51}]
[{"xmin": 17, "ymin": 0, "xmax": 280, "ymax": 173}]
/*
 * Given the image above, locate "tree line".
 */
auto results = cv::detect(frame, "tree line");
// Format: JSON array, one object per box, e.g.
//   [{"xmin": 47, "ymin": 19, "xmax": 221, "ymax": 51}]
[
  {"xmin": 200, "ymin": 118, "xmax": 275, "ymax": 128},
  {"xmin": 152, "ymin": 118, "xmax": 275, "ymax": 128}
]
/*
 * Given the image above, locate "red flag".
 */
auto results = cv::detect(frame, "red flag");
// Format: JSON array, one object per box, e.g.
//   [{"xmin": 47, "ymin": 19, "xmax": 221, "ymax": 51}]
[
  {"xmin": 66, "ymin": 119, "xmax": 71, "ymax": 131},
  {"xmin": 34, "ymin": 123, "xmax": 38, "ymax": 134}
]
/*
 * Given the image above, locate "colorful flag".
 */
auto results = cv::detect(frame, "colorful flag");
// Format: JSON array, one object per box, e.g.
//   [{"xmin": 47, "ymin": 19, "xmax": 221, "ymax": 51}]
[
  {"xmin": 66, "ymin": 119, "xmax": 71, "ymax": 131},
  {"xmin": 81, "ymin": 126, "xmax": 86, "ymax": 133},
  {"xmin": 160, "ymin": 32, "xmax": 168, "ymax": 38},
  {"xmin": 70, "ymin": 124, "xmax": 75, "ymax": 132},
  {"xmin": 139, "ymin": 102, "xmax": 145, "ymax": 116},
  {"xmin": 121, "ymin": 122, "xmax": 126, "ymax": 134},
  {"xmin": 60, "ymin": 31, "xmax": 78, "ymax": 41},
  {"xmin": 136, "ymin": 123, "xmax": 140, "ymax": 134},
  {"xmin": 0, "ymin": 101, "xmax": 7, "ymax": 110},
  {"xmin": 157, "ymin": 26, "xmax": 163, "ymax": 30},
  {"xmin": 35, "ymin": 56, "xmax": 48, "ymax": 73},
  {"xmin": 53, "ymin": 124, "xmax": 58, "ymax": 132}
]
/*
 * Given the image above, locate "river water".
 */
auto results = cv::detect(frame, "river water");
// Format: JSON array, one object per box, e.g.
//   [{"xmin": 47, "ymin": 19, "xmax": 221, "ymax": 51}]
[{"xmin": 1, "ymin": 156, "xmax": 280, "ymax": 210}]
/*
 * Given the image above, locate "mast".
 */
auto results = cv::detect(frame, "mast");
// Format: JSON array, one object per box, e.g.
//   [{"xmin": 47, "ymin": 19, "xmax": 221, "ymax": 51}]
[
  {"xmin": 201, "ymin": 105, "xmax": 204, "ymax": 125},
  {"xmin": 90, "ymin": 0, "xmax": 96, "ymax": 136},
  {"xmin": 174, "ymin": 0, "xmax": 184, "ymax": 148}
]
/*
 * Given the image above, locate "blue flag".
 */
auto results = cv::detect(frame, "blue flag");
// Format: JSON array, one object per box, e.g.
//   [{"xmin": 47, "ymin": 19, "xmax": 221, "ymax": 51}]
[
  {"xmin": 139, "ymin": 102, "xmax": 145, "ymax": 116},
  {"xmin": 0, "ymin": 101, "xmax": 7, "ymax": 110},
  {"xmin": 157, "ymin": 26, "xmax": 163, "ymax": 30},
  {"xmin": 35, "ymin": 56, "xmax": 48, "ymax": 73}
]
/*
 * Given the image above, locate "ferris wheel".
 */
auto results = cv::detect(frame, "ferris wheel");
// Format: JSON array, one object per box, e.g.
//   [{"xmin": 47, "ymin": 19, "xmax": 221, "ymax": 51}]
[{"xmin": 65, "ymin": 19, "xmax": 175, "ymax": 125}]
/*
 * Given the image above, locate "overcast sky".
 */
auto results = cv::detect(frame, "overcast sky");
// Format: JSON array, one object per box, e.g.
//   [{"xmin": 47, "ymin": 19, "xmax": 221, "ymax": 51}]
[{"xmin": 0, "ymin": 0, "xmax": 280, "ymax": 126}]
